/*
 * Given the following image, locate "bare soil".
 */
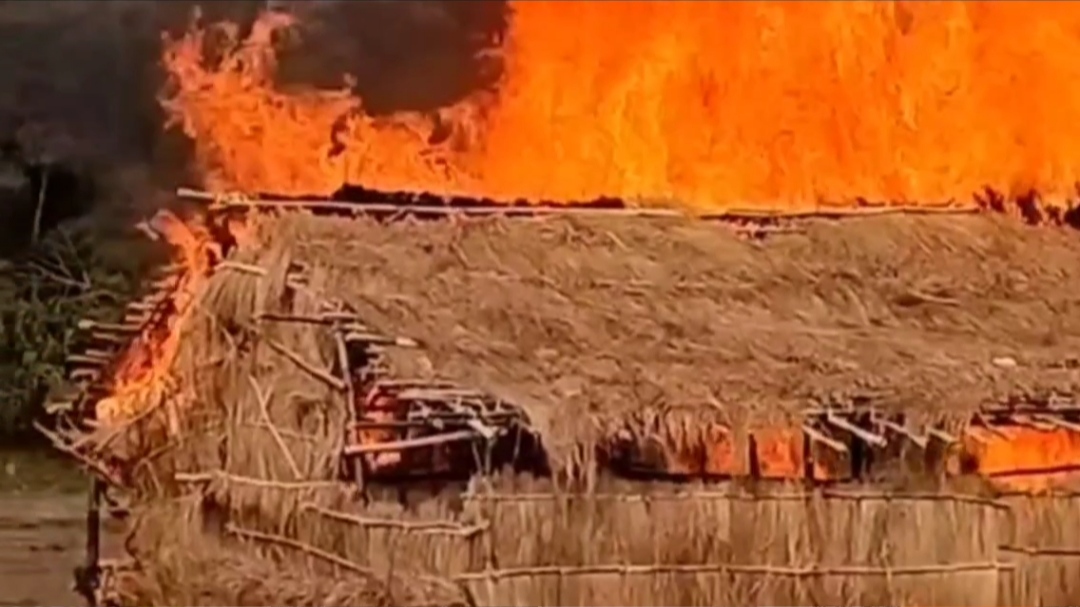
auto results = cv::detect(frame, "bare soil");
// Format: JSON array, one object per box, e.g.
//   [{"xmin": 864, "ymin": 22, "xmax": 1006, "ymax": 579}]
[{"xmin": 0, "ymin": 493, "xmax": 86, "ymax": 607}]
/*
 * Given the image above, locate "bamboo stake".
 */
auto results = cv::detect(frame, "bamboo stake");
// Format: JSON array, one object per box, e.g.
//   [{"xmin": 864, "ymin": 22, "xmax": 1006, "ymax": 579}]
[
  {"xmin": 342, "ymin": 429, "xmax": 481, "ymax": 455},
  {"xmin": 77, "ymin": 320, "xmax": 141, "ymax": 334},
  {"xmin": 874, "ymin": 417, "xmax": 929, "ymax": 448},
  {"xmin": 333, "ymin": 321, "xmax": 363, "ymax": 490},
  {"xmin": 825, "ymin": 412, "xmax": 887, "ymax": 447},
  {"xmin": 801, "ymin": 424, "xmax": 848, "ymax": 453},
  {"xmin": 396, "ymin": 388, "xmax": 488, "ymax": 401},
  {"xmin": 264, "ymin": 337, "xmax": 346, "ymax": 392},
  {"xmin": 174, "ymin": 470, "xmax": 339, "ymax": 489},
  {"xmin": 218, "ymin": 260, "xmax": 267, "ymax": 276},
  {"xmin": 69, "ymin": 368, "xmax": 101, "ymax": 382},
  {"xmin": 341, "ymin": 331, "xmax": 421, "ymax": 348},
  {"xmin": 247, "ymin": 375, "xmax": 303, "ymax": 480},
  {"xmin": 67, "ymin": 353, "xmax": 111, "ymax": 366}
]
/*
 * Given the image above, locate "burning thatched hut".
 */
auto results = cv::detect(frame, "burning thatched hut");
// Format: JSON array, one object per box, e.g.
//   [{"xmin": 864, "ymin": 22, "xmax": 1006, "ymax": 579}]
[{"xmin": 45, "ymin": 194, "xmax": 1080, "ymax": 606}]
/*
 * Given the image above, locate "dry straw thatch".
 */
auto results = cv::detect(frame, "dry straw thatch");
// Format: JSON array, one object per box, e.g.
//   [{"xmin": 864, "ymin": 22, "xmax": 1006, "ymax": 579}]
[
  {"xmin": 68, "ymin": 209, "xmax": 1080, "ymax": 605},
  {"xmin": 239, "ymin": 211, "xmax": 1080, "ymax": 463}
]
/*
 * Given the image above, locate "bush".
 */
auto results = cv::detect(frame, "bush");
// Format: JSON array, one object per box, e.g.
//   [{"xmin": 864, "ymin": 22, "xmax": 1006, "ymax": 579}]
[{"xmin": 0, "ymin": 216, "xmax": 163, "ymax": 441}]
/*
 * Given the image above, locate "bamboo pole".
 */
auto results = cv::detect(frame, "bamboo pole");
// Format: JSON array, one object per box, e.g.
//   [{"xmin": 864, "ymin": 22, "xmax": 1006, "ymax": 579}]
[{"xmin": 178, "ymin": 187, "xmax": 979, "ymax": 220}]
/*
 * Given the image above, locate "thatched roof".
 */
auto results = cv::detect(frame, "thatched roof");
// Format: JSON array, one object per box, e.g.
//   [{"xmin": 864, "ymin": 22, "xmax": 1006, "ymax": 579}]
[{"xmin": 214, "ymin": 211, "xmax": 1080, "ymax": 459}]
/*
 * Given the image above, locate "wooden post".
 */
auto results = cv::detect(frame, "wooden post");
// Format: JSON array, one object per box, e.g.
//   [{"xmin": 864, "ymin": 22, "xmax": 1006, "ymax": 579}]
[{"xmin": 74, "ymin": 477, "xmax": 103, "ymax": 607}]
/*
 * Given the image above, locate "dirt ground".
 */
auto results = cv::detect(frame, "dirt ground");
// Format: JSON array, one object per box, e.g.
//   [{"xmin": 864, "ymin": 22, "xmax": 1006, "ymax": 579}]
[
  {"xmin": 0, "ymin": 493, "xmax": 88, "ymax": 607},
  {"xmin": 0, "ymin": 451, "xmax": 95, "ymax": 607}
]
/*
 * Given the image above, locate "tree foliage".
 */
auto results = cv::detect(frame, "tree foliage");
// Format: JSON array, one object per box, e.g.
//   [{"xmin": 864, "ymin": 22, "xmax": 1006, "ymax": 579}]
[{"xmin": 0, "ymin": 217, "xmax": 162, "ymax": 440}]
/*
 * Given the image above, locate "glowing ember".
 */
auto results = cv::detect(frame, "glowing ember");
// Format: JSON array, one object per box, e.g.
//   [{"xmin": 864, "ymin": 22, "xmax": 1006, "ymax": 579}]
[{"xmin": 163, "ymin": 2, "xmax": 1080, "ymax": 210}]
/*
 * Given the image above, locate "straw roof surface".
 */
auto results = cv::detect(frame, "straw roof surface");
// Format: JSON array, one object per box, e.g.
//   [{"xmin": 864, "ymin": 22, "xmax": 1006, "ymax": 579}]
[{"xmin": 225, "ymin": 211, "xmax": 1080, "ymax": 456}]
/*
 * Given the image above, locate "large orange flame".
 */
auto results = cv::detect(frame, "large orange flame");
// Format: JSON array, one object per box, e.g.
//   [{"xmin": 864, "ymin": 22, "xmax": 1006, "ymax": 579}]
[
  {"xmin": 95, "ymin": 211, "xmax": 226, "ymax": 423},
  {"xmin": 163, "ymin": 2, "xmax": 1080, "ymax": 210}
]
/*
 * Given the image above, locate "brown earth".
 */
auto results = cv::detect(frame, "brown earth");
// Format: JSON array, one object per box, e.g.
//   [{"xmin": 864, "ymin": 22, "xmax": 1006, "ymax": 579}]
[{"xmin": 0, "ymin": 493, "xmax": 86, "ymax": 607}]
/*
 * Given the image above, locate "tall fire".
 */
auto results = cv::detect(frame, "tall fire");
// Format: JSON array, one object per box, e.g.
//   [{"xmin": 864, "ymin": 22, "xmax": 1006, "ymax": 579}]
[
  {"xmin": 57, "ymin": 1, "xmax": 1080, "ymax": 504},
  {"xmin": 162, "ymin": 1, "xmax": 1080, "ymax": 210}
]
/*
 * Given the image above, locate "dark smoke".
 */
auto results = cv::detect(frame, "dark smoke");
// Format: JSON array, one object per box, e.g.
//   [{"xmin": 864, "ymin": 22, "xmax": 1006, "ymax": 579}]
[
  {"xmin": 272, "ymin": 0, "xmax": 508, "ymax": 115},
  {"xmin": 0, "ymin": 1, "xmax": 266, "ymax": 165},
  {"xmin": 0, "ymin": 1, "xmax": 505, "ymax": 246}
]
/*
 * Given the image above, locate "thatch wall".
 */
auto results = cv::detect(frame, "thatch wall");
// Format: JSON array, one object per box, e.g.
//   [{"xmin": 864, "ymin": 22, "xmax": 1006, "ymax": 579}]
[
  {"xmin": 998, "ymin": 492, "xmax": 1080, "ymax": 606},
  {"xmin": 104, "ymin": 476, "xmax": 1080, "ymax": 606}
]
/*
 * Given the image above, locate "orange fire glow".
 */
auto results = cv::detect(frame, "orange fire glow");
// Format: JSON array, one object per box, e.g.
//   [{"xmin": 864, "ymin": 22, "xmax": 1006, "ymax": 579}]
[
  {"xmin": 961, "ymin": 426, "xmax": 1080, "ymax": 492},
  {"xmin": 162, "ymin": 2, "xmax": 1080, "ymax": 211},
  {"xmin": 95, "ymin": 211, "xmax": 226, "ymax": 422}
]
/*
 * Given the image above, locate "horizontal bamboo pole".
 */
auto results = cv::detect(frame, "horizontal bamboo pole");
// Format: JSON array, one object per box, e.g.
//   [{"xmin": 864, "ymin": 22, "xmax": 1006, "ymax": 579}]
[
  {"xmin": 179, "ymin": 187, "xmax": 979, "ymax": 220},
  {"xmin": 343, "ymin": 429, "xmax": 482, "ymax": 455},
  {"xmin": 452, "ymin": 559, "xmax": 1012, "ymax": 582},
  {"xmin": 460, "ymin": 489, "xmax": 1010, "ymax": 509},
  {"xmin": 301, "ymin": 502, "xmax": 489, "ymax": 537}
]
